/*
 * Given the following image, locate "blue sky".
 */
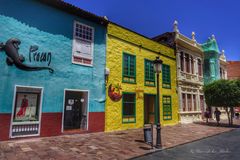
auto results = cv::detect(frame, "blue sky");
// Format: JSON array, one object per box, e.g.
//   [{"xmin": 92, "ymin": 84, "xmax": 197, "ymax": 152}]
[{"xmin": 64, "ymin": 0, "xmax": 239, "ymax": 60}]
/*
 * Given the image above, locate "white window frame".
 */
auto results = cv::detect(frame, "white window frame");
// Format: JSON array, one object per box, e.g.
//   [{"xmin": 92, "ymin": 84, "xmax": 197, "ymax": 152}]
[
  {"xmin": 72, "ymin": 21, "xmax": 94, "ymax": 67},
  {"xmin": 9, "ymin": 85, "xmax": 43, "ymax": 138},
  {"xmin": 61, "ymin": 89, "xmax": 90, "ymax": 132}
]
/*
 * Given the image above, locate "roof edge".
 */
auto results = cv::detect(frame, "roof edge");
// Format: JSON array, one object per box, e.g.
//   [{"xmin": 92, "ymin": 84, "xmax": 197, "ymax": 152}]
[
  {"xmin": 38, "ymin": 0, "xmax": 108, "ymax": 26},
  {"xmin": 109, "ymin": 21, "xmax": 173, "ymax": 49}
]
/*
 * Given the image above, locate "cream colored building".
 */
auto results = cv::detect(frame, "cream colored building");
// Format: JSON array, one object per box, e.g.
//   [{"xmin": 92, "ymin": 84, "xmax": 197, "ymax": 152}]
[
  {"xmin": 153, "ymin": 21, "xmax": 205, "ymax": 123},
  {"xmin": 174, "ymin": 22, "xmax": 205, "ymax": 123},
  {"xmin": 219, "ymin": 50, "xmax": 228, "ymax": 80}
]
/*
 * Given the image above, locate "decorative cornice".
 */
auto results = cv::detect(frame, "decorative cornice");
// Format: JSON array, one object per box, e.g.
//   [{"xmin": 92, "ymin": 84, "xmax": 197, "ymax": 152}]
[{"xmin": 175, "ymin": 33, "xmax": 203, "ymax": 55}]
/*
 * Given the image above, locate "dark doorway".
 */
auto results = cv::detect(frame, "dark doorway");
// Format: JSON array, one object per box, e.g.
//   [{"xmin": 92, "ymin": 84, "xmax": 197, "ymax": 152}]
[
  {"xmin": 64, "ymin": 90, "xmax": 88, "ymax": 130},
  {"xmin": 144, "ymin": 94, "xmax": 156, "ymax": 124}
]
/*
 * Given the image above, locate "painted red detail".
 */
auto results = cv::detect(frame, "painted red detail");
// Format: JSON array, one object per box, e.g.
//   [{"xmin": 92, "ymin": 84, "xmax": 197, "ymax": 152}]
[
  {"xmin": 0, "ymin": 112, "xmax": 104, "ymax": 141},
  {"xmin": 88, "ymin": 112, "xmax": 105, "ymax": 132},
  {"xmin": 108, "ymin": 84, "xmax": 122, "ymax": 102},
  {"xmin": 40, "ymin": 113, "xmax": 62, "ymax": 137},
  {"xmin": 16, "ymin": 98, "xmax": 28, "ymax": 117},
  {"xmin": 0, "ymin": 114, "xmax": 11, "ymax": 141}
]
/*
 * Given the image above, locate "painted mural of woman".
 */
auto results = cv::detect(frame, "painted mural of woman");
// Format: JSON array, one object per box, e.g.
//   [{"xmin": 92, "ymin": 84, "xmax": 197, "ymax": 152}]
[{"xmin": 17, "ymin": 95, "xmax": 29, "ymax": 117}]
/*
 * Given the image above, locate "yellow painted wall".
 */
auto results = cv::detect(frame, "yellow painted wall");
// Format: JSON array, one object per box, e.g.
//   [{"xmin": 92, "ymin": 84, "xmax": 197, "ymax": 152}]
[{"xmin": 105, "ymin": 23, "xmax": 179, "ymax": 132}]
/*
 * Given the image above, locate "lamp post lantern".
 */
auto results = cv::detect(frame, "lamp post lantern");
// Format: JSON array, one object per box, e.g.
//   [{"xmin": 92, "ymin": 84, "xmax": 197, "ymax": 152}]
[{"xmin": 153, "ymin": 56, "xmax": 163, "ymax": 149}]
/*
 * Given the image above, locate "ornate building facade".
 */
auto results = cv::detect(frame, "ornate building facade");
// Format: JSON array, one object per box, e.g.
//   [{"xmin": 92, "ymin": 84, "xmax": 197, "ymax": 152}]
[
  {"xmin": 202, "ymin": 36, "xmax": 221, "ymax": 84},
  {"xmin": 153, "ymin": 21, "xmax": 205, "ymax": 123},
  {"xmin": 219, "ymin": 50, "xmax": 228, "ymax": 80},
  {"xmin": 202, "ymin": 36, "xmax": 228, "ymax": 82}
]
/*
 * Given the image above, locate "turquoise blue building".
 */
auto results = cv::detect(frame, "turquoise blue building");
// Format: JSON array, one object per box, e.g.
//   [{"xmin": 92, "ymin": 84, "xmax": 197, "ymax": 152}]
[
  {"xmin": 0, "ymin": 0, "xmax": 107, "ymax": 140},
  {"xmin": 202, "ymin": 35, "xmax": 220, "ymax": 84},
  {"xmin": 201, "ymin": 35, "xmax": 229, "ymax": 117}
]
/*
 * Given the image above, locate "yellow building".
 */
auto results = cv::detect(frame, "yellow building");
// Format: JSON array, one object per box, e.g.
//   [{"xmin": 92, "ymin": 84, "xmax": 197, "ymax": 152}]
[{"xmin": 105, "ymin": 22, "xmax": 179, "ymax": 132}]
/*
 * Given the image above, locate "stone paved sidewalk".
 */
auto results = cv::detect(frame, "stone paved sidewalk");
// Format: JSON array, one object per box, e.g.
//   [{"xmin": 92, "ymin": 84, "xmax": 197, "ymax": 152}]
[{"xmin": 0, "ymin": 119, "xmax": 239, "ymax": 160}]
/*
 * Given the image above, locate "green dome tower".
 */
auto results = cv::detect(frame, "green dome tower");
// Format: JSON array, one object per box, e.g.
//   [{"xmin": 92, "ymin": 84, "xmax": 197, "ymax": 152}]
[{"xmin": 201, "ymin": 35, "xmax": 220, "ymax": 84}]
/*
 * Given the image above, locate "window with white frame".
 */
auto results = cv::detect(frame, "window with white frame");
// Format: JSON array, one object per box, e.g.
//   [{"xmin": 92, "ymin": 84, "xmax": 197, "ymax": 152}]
[
  {"xmin": 11, "ymin": 86, "xmax": 43, "ymax": 138},
  {"xmin": 72, "ymin": 21, "xmax": 94, "ymax": 65}
]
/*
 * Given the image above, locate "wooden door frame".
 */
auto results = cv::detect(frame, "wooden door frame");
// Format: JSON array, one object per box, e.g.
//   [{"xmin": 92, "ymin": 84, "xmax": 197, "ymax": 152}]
[{"xmin": 144, "ymin": 93, "xmax": 157, "ymax": 125}]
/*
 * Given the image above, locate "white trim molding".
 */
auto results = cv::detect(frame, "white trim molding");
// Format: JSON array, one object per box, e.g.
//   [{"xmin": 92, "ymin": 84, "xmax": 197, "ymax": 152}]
[
  {"xmin": 10, "ymin": 85, "xmax": 44, "ymax": 139},
  {"xmin": 72, "ymin": 20, "xmax": 95, "ymax": 67}
]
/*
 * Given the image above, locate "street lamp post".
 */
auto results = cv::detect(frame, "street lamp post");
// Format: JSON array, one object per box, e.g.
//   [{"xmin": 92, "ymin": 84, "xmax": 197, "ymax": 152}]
[{"xmin": 153, "ymin": 56, "xmax": 163, "ymax": 149}]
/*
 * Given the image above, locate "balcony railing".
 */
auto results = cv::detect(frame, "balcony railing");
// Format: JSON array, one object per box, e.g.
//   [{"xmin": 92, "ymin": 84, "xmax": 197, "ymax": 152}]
[{"xmin": 179, "ymin": 71, "xmax": 203, "ymax": 84}]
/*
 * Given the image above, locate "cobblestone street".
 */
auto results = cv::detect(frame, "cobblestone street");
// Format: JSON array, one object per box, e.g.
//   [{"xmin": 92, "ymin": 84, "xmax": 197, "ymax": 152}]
[
  {"xmin": 0, "ymin": 119, "xmax": 239, "ymax": 160},
  {"xmin": 133, "ymin": 126, "xmax": 240, "ymax": 160}
]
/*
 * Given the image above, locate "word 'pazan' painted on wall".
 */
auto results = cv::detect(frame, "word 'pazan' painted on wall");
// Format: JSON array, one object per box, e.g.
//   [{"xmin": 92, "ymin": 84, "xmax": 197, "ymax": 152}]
[
  {"xmin": 0, "ymin": 38, "xmax": 54, "ymax": 73},
  {"xmin": 29, "ymin": 45, "xmax": 52, "ymax": 66}
]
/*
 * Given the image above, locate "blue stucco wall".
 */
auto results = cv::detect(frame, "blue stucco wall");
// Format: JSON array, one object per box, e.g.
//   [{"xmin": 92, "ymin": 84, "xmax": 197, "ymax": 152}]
[{"xmin": 0, "ymin": 0, "xmax": 106, "ymax": 113}]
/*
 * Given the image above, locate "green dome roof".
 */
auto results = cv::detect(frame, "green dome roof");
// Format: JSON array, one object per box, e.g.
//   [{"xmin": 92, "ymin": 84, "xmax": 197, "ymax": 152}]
[{"xmin": 201, "ymin": 36, "xmax": 220, "ymax": 53}]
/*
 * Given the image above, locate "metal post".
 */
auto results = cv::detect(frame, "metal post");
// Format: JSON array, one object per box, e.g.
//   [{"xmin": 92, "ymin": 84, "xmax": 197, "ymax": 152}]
[
  {"xmin": 151, "ymin": 123, "xmax": 154, "ymax": 149},
  {"xmin": 156, "ymin": 73, "xmax": 162, "ymax": 149}
]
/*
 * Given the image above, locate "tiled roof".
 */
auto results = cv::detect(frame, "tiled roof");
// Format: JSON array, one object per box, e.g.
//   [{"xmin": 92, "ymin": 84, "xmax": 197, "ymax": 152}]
[
  {"xmin": 39, "ymin": 0, "xmax": 108, "ymax": 25},
  {"xmin": 227, "ymin": 61, "xmax": 240, "ymax": 79},
  {"xmin": 152, "ymin": 32, "xmax": 176, "ymax": 48}
]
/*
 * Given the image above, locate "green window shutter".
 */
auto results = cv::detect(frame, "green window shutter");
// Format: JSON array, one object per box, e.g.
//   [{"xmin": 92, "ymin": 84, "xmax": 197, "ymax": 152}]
[
  {"xmin": 144, "ymin": 59, "xmax": 155, "ymax": 86},
  {"xmin": 162, "ymin": 64, "xmax": 171, "ymax": 89},
  {"xmin": 162, "ymin": 96, "xmax": 172, "ymax": 120},
  {"xmin": 122, "ymin": 53, "xmax": 136, "ymax": 83},
  {"xmin": 122, "ymin": 93, "xmax": 136, "ymax": 123}
]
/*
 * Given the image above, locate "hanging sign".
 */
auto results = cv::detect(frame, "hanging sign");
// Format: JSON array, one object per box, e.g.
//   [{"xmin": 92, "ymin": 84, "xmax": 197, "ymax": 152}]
[{"xmin": 108, "ymin": 83, "xmax": 122, "ymax": 102}]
